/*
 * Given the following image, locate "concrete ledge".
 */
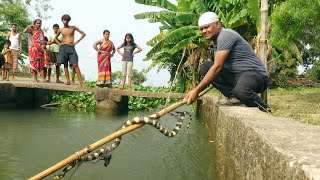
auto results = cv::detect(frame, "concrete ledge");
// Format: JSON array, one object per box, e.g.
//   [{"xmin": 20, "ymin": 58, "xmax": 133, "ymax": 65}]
[
  {"xmin": 199, "ymin": 94, "xmax": 320, "ymax": 179},
  {"xmin": 0, "ymin": 80, "xmax": 185, "ymax": 99},
  {"xmin": 0, "ymin": 80, "xmax": 185, "ymax": 113}
]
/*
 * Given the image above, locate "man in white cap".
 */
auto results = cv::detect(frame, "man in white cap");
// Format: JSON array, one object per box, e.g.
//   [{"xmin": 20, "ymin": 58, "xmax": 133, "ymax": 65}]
[{"xmin": 184, "ymin": 12, "xmax": 270, "ymax": 112}]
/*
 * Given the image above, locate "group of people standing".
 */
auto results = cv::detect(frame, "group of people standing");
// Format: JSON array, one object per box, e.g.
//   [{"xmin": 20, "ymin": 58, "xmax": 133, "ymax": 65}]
[{"xmin": 1, "ymin": 14, "xmax": 142, "ymax": 90}]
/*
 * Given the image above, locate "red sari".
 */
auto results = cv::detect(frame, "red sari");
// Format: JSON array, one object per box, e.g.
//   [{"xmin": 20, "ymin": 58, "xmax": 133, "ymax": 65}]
[
  {"xmin": 28, "ymin": 29, "xmax": 45, "ymax": 72},
  {"xmin": 96, "ymin": 39, "xmax": 115, "ymax": 86}
]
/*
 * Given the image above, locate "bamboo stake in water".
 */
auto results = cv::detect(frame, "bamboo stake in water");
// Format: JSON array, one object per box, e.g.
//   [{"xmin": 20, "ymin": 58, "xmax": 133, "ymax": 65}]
[{"xmin": 28, "ymin": 85, "xmax": 213, "ymax": 180}]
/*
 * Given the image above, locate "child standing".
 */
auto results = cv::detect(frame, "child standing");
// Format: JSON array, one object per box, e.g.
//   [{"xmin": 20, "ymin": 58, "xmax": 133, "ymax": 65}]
[
  {"xmin": 43, "ymin": 36, "xmax": 52, "ymax": 82},
  {"xmin": 2, "ymin": 40, "xmax": 13, "ymax": 81},
  {"xmin": 115, "ymin": 33, "xmax": 142, "ymax": 90}
]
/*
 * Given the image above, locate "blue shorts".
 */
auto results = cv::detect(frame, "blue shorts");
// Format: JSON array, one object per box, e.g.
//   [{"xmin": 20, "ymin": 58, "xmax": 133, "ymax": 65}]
[{"xmin": 58, "ymin": 44, "xmax": 78, "ymax": 65}]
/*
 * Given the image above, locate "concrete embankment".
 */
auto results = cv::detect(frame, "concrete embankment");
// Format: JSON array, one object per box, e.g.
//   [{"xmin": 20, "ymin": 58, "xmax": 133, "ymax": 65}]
[{"xmin": 198, "ymin": 94, "xmax": 320, "ymax": 180}]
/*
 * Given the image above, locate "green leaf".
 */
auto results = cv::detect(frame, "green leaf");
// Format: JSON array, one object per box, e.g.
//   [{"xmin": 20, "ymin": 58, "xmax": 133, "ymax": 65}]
[{"xmin": 135, "ymin": 0, "xmax": 177, "ymax": 11}]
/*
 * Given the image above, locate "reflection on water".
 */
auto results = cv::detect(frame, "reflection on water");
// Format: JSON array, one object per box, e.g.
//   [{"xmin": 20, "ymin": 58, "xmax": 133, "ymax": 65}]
[{"xmin": 0, "ymin": 107, "xmax": 216, "ymax": 180}]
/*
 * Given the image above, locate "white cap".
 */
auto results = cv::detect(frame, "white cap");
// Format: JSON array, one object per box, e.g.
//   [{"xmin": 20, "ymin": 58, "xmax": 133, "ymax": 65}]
[{"xmin": 198, "ymin": 12, "xmax": 219, "ymax": 27}]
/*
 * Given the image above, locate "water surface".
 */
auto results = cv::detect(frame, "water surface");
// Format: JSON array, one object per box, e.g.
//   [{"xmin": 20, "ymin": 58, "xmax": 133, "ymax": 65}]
[{"xmin": 0, "ymin": 107, "xmax": 216, "ymax": 180}]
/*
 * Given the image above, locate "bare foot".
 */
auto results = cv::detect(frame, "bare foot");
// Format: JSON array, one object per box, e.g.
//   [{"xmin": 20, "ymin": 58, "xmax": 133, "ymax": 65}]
[
  {"xmin": 11, "ymin": 77, "xmax": 17, "ymax": 81},
  {"xmin": 33, "ymin": 79, "xmax": 39, "ymax": 83},
  {"xmin": 56, "ymin": 80, "xmax": 63, "ymax": 83},
  {"xmin": 64, "ymin": 81, "xmax": 71, "ymax": 85}
]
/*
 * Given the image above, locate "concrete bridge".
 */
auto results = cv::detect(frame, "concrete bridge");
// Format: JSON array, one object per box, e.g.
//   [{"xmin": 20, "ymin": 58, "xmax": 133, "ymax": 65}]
[{"xmin": 0, "ymin": 79, "xmax": 185, "ymax": 113}]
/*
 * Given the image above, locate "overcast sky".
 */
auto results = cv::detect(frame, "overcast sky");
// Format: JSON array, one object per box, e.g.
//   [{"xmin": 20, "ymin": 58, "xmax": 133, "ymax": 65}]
[{"xmin": 38, "ymin": 0, "xmax": 171, "ymax": 86}]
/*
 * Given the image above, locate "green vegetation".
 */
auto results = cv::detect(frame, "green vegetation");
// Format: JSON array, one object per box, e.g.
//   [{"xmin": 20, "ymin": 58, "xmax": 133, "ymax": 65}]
[
  {"xmin": 0, "ymin": 0, "xmax": 52, "ymax": 64},
  {"xmin": 51, "ymin": 82, "xmax": 179, "ymax": 112},
  {"xmin": 306, "ymin": 60, "xmax": 320, "ymax": 83},
  {"xmin": 112, "ymin": 69, "xmax": 147, "ymax": 85},
  {"xmin": 128, "ymin": 85, "xmax": 179, "ymax": 110},
  {"xmin": 52, "ymin": 91, "xmax": 96, "ymax": 112}
]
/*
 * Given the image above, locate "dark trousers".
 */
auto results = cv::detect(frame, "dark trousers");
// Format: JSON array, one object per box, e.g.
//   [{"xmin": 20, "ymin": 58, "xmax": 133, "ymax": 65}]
[
  {"xmin": 0, "ymin": 54, "xmax": 5, "ymax": 67},
  {"xmin": 201, "ymin": 61, "xmax": 269, "ymax": 109}
]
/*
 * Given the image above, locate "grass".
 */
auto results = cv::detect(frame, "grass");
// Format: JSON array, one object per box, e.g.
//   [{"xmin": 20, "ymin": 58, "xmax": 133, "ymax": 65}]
[
  {"xmin": 268, "ymin": 87, "xmax": 320, "ymax": 125},
  {"xmin": 207, "ymin": 87, "xmax": 320, "ymax": 125}
]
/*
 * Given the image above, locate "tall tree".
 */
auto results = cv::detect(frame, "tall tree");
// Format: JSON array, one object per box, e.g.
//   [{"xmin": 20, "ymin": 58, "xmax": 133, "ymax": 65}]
[
  {"xmin": 0, "ymin": 0, "xmax": 31, "ymax": 54},
  {"xmin": 0, "ymin": 0, "xmax": 52, "ymax": 60},
  {"xmin": 270, "ymin": 0, "xmax": 320, "ymax": 68},
  {"xmin": 22, "ymin": 0, "xmax": 53, "ymax": 20}
]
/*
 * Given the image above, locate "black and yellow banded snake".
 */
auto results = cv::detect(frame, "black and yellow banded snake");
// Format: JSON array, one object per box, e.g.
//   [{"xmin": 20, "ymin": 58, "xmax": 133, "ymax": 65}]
[{"xmin": 53, "ymin": 111, "xmax": 192, "ymax": 179}]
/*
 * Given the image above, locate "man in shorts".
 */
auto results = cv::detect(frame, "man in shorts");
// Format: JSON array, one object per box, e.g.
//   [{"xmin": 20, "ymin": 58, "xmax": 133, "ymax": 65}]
[{"xmin": 55, "ymin": 14, "xmax": 86, "ymax": 87}]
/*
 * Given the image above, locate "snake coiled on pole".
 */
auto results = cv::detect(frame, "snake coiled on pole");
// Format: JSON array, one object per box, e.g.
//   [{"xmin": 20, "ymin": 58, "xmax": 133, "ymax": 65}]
[{"xmin": 53, "ymin": 111, "xmax": 192, "ymax": 179}]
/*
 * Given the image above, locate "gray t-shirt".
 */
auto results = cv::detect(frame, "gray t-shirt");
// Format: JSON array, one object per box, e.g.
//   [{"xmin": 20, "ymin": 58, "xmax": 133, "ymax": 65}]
[
  {"xmin": 122, "ymin": 43, "xmax": 136, "ymax": 62},
  {"xmin": 213, "ymin": 28, "xmax": 268, "ymax": 77}
]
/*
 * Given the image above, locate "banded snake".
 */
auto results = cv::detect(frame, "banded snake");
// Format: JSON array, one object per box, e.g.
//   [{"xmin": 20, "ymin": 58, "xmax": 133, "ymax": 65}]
[{"xmin": 53, "ymin": 111, "xmax": 191, "ymax": 179}]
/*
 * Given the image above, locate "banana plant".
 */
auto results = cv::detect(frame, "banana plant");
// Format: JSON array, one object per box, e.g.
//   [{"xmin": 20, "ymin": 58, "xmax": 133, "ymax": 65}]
[
  {"xmin": 134, "ymin": 0, "xmax": 291, "ymax": 91},
  {"xmin": 135, "ymin": 0, "xmax": 218, "ymax": 91}
]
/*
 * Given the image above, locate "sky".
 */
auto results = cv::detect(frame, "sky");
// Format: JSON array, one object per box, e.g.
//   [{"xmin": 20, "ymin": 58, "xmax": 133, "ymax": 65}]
[{"xmin": 36, "ymin": 0, "xmax": 171, "ymax": 87}]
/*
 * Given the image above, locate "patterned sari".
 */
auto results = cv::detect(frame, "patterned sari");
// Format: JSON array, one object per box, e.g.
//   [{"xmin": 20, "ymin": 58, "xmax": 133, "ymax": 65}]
[
  {"xmin": 28, "ymin": 29, "xmax": 45, "ymax": 73},
  {"xmin": 96, "ymin": 40, "xmax": 115, "ymax": 86}
]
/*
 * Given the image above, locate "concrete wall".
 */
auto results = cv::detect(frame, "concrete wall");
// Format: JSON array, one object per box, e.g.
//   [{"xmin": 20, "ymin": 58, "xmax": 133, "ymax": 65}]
[
  {"xmin": 0, "ymin": 84, "xmax": 53, "ymax": 107},
  {"xmin": 198, "ymin": 94, "xmax": 320, "ymax": 180},
  {"xmin": 0, "ymin": 83, "xmax": 128, "ymax": 112}
]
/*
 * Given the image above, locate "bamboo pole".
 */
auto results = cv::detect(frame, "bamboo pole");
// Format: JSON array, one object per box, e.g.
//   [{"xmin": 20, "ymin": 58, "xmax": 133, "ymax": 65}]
[
  {"xmin": 260, "ymin": 0, "xmax": 269, "ymax": 104},
  {"xmin": 28, "ymin": 124, "xmax": 143, "ymax": 180},
  {"xmin": 28, "ymin": 85, "xmax": 213, "ymax": 180}
]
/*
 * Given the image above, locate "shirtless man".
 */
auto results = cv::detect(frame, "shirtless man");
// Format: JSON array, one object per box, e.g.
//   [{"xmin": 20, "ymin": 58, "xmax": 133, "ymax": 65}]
[{"xmin": 54, "ymin": 14, "xmax": 86, "ymax": 87}]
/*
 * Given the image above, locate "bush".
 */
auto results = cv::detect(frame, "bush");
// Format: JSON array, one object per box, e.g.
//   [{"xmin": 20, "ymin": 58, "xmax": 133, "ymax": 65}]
[
  {"xmin": 52, "ymin": 91, "xmax": 96, "ymax": 112},
  {"xmin": 306, "ymin": 60, "xmax": 320, "ymax": 83},
  {"xmin": 128, "ymin": 85, "xmax": 179, "ymax": 111}
]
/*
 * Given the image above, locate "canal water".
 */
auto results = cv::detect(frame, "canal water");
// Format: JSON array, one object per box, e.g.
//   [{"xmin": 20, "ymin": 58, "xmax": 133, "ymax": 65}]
[{"xmin": 0, "ymin": 107, "xmax": 216, "ymax": 180}]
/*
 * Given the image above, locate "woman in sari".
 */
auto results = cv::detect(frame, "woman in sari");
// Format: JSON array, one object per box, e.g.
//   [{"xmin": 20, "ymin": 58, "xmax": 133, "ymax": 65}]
[
  {"xmin": 23, "ymin": 19, "xmax": 46, "ymax": 82},
  {"xmin": 93, "ymin": 30, "xmax": 115, "ymax": 87}
]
